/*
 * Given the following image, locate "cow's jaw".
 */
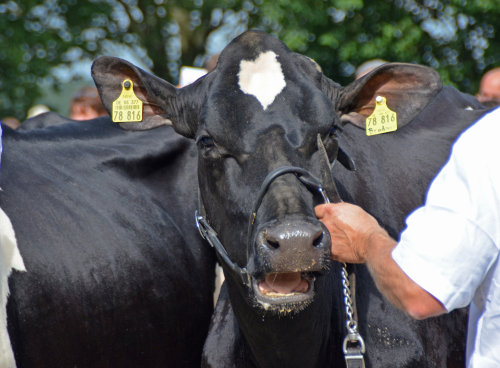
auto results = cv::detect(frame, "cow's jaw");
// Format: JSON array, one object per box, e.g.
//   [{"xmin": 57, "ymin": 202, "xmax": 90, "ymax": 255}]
[{"xmin": 252, "ymin": 272, "xmax": 316, "ymax": 314}]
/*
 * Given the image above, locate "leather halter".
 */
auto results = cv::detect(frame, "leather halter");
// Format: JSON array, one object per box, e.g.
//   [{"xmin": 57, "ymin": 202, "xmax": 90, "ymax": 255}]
[
  {"xmin": 195, "ymin": 134, "xmax": 340, "ymax": 287},
  {"xmin": 196, "ymin": 165, "xmax": 331, "ymax": 288},
  {"xmin": 195, "ymin": 133, "xmax": 366, "ymax": 364}
]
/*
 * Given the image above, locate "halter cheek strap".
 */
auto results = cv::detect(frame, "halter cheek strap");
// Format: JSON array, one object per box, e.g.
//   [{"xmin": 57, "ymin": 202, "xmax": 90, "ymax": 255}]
[
  {"xmin": 195, "ymin": 200, "xmax": 251, "ymax": 286},
  {"xmin": 195, "ymin": 134, "xmax": 339, "ymax": 287},
  {"xmin": 195, "ymin": 165, "xmax": 331, "ymax": 288},
  {"xmin": 194, "ymin": 133, "xmax": 365, "ymax": 365}
]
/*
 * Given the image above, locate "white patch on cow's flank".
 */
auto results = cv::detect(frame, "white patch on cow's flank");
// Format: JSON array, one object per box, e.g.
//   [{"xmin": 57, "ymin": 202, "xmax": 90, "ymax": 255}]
[
  {"xmin": 238, "ymin": 51, "xmax": 286, "ymax": 110},
  {"xmin": 0, "ymin": 207, "xmax": 26, "ymax": 368}
]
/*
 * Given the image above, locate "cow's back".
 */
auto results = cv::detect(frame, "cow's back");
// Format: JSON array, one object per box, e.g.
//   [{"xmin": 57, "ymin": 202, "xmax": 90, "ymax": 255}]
[{"xmin": 1, "ymin": 118, "xmax": 215, "ymax": 367}]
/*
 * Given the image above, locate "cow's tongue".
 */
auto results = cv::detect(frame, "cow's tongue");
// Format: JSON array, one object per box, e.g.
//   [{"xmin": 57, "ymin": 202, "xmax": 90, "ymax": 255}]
[{"xmin": 258, "ymin": 272, "xmax": 309, "ymax": 295}]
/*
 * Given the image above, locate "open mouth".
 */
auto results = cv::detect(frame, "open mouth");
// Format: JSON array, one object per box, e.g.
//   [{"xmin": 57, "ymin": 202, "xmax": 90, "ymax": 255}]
[
  {"xmin": 252, "ymin": 272, "xmax": 316, "ymax": 313},
  {"xmin": 258, "ymin": 272, "xmax": 310, "ymax": 295}
]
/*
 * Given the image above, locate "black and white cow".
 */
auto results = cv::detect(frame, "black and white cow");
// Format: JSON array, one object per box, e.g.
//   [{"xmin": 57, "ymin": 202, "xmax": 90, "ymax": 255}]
[
  {"xmin": 92, "ymin": 31, "xmax": 489, "ymax": 367},
  {"xmin": 0, "ymin": 114, "xmax": 215, "ymax": 367}
]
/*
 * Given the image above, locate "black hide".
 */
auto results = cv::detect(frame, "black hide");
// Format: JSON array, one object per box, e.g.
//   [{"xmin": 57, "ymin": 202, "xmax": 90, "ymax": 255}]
[{"xmin": 1, "ymin": 114, "xmax": 215, "ymax": 367}]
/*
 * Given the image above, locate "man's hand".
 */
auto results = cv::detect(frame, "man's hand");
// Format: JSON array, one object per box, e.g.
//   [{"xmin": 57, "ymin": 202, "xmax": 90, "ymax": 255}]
[
  {"xmin": 315, "ymin": 202, "xmax": 389, "ymax": 264},
  {"xmin": 315, "ymin": 202, "xmax": 446, "ymax": 319}
]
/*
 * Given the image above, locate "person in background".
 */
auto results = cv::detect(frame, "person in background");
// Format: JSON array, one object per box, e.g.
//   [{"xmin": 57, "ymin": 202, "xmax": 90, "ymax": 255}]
[
  {"xmin": 69, "ymin": 86, "xmax": 107, "ymax": 120},
  {"xmin": 177, "ymin": 53, "xmax": 220, "ymax": 88},
  {"xmin": 26, "ymin": 104, "xmax": 50, "ymax": 119},
  {"xmin": 355, "ymin": 59, "xmax": 387, "ymax": 79},
  {"xmin": 316, "ymin": 106, "xmax": 500, "ymax": 367},
  {"xmin": 1, "ymin": 117, "xmax": 21, "ymax": 130},
  {"xmin": 476, "ymin": 67, "xmax": 500, "ymax": 107}
]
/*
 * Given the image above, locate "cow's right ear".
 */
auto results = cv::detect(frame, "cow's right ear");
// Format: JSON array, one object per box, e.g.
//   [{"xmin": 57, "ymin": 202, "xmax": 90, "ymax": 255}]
[
  {"xmin": 335, "ymin": 63, "xmax": 442, "ymax": 130},
  {"xmin": 91, "ymin": 56, "xmax": 199, "ymax": 137}
]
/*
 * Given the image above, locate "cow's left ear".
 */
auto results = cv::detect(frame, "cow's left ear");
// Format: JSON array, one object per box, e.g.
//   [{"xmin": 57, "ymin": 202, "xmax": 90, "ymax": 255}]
[
  {"xmin": 334, "ymin": 63, "xmax": 442, "ymax": 129},
  {"xmin": 91, "ymin": 56, "xmax": 200, "ymax": 137}
]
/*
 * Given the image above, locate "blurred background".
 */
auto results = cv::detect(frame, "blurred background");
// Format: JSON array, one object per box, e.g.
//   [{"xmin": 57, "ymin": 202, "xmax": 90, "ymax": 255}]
[{"xmin": 1, "ymin": 0, "xmax": 499, "ymax": 120}]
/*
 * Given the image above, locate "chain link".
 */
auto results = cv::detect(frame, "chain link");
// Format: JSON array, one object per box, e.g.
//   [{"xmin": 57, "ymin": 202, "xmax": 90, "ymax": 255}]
[
  {"xmin": 341, "ymin": 261, "xmax": 366, "ymax": 366},
  {"xmin": 341, "ymin": 262, "xmax": 358, "ymax": 333}
]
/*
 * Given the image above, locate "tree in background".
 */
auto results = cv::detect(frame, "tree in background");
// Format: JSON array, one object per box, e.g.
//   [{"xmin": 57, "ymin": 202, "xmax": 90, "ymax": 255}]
[
  {"xmin": 250, "ymin": 0, "xmax": 500, "ymax": 91},
  {"xmin": 1, "ymin": 0, "xmax": 499, "ymax": 120},
  {"xmin": 0, "ymin": 0, "xmax": 243, "ymax": 119}
]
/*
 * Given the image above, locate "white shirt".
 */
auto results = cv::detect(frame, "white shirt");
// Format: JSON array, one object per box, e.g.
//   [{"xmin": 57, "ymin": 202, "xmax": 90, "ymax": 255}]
[{"xmin": 392, "ymin": 107, "xmax": 500, "ymax": 368}]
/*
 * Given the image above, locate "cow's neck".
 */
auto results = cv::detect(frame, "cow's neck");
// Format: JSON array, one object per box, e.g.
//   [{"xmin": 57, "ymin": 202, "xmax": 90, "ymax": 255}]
[{"xmin": 225, "ymin": 269, "xmax": 345, "ymax": 368}]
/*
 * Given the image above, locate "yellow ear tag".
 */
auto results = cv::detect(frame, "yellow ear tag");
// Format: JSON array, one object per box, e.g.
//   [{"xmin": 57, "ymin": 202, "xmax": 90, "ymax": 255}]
[
  {"xmin": 365, "ymin": 96, "xmax": 397, "ymax": 136},
  {"xmin": 112, "ymin": 79, "xmax": 143, "ymax": 123}
]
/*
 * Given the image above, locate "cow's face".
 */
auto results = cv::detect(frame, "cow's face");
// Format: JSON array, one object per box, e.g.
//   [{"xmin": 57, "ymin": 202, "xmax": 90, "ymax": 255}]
[
  {"xmin": 92, "ymin": 31, "xmax": 443, "ymax": 315},
  {"xmin": 193, "ymin": 33, "xmax": 340, "ymax": 313}
]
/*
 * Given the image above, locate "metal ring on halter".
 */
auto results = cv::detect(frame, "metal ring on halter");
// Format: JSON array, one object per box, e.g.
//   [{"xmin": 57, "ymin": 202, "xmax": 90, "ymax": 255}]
[
  {"xmin": 343, "ymin": 332, "xmax": 366, "ymax": 355},
  {"xmin": 318, "ymin": 187, "xmax": 330, "ymax": 204},
  {"xmin": 195, "ymin": 210, "xmax": 206, "ymax": 240}
]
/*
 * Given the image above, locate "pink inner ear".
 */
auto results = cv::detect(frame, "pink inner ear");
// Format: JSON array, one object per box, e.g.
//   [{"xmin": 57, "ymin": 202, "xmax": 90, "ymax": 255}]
[{"xmin": 353, "ymin": 76, "xmax": 412, "ymax": 118}]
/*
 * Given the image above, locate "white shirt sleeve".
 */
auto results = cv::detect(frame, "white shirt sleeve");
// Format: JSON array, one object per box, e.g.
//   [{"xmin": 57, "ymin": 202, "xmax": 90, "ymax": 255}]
[{"xmin": 392, "ymin": 108, "xmax": 500, "ymax": 312}]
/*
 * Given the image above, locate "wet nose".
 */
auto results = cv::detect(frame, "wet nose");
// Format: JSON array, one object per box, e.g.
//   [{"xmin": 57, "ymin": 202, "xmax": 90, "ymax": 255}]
[{"xmin": 256, "ymin": 220, "xmax": 331, "ymax": 271}]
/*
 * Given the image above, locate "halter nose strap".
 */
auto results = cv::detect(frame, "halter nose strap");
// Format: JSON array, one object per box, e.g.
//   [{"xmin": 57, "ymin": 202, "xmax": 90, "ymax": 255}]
[
  {"xmin": 195, "ymin": 134, "xmax": 340, "ymax": 288},
  {"xmin": 248, "ymin": 166, "xmax": 328, "ymax": 240},
  {"xmin": 247, "ymin": 133, "xmax": 340, "ymax": 242}
]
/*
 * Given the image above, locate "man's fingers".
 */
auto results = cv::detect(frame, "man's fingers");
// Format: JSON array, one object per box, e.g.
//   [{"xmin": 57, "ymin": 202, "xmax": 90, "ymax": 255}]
[
  {"xmin": 314, "ymin": 203, "xmax": 327, "ymax": 218},
  {"xmin": 315, "ymin": 203, "xmax": 341, "ymax": 219}
]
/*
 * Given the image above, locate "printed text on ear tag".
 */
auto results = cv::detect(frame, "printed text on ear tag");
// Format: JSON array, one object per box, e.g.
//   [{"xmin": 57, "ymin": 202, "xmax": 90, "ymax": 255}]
[
  {"xmin": 365, "ymin": 96, "xmax": 397, "ymax": 136},
  {"xmin": 112, "ymin": 79, "xmax": 143, "ymax": 123}
]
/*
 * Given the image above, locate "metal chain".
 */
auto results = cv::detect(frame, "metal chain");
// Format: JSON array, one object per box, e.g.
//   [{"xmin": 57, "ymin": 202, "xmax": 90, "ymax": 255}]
[
  {"xmin": 317, "ymin": 171, "xmax": 366, "ymax": 365},
  {"xmin": 341, "ymin": 262, "xmax": 366, "ymax": 368},
  {"xmin": 341, "ymin": 262, "xmax": 358, "ymax": 333}
]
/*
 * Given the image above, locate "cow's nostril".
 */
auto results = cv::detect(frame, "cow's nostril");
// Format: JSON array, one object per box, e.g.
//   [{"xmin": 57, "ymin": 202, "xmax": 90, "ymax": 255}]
[
  {"xmin": 267, "ymin": 239, "xmax": 280, "ymax": 250},
  {"xmin": 312, "ymin": 232, "xmax": 324, "ymax": 248}
]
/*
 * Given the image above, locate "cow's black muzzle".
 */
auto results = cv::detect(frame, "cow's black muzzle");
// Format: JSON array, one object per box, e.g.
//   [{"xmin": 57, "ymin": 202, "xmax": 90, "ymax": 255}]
[{"xmin": 195, "ymin": 135, "xmax": 340, "ymax": 290}]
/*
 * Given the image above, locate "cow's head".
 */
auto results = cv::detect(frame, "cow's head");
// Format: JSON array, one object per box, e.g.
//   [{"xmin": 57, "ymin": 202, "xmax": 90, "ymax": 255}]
[{"xmin": 92, "ymin": 30, "xmax": 441, "ymax": 315}]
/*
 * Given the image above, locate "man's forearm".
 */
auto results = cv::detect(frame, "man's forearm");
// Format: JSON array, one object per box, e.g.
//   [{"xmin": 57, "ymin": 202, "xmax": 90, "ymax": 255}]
[
  {"xmin": 365, "ymin": 232, "xmax": 446, "ymax": 320},
  {"xmin": 315, "ymin": 202, "xmax": 446, "ymax": 319}
]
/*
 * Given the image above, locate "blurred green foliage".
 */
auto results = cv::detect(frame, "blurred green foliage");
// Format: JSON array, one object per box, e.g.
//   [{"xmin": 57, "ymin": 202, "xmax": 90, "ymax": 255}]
[
  {"xmin": 1, "ymin": 0, "xmax": 499, "ymax": 120},
  {"xmin": 247, "ymin": 0, "xmax": 500, "ymax": 91}
]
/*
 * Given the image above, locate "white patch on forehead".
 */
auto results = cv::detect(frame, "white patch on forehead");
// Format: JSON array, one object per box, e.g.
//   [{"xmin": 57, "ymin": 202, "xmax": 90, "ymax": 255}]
[{"xmin": 238, "ymin": 51, "xmax": 286, "ymax": 110}]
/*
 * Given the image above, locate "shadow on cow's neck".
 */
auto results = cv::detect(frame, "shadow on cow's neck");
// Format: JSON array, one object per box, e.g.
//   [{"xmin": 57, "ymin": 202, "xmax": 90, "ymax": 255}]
[{"xmin": 221, "ymin": 261, "xmax": 345, "ymax": 368}]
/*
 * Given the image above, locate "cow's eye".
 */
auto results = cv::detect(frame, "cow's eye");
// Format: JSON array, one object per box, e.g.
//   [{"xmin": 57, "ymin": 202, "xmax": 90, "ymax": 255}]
[
  {"xmin": 196, "ymin": 135, "xmax": 215, "ymax": 150},
  {"xmin": 196, "ymin": 133, "xmax": 223, "ymax": 160}
]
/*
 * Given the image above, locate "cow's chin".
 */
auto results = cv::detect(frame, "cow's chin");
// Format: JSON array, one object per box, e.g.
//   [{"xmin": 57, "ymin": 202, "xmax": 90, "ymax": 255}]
[{"xmin": 251, "ymin": 272, "xmax": 316, "ymax": 315}]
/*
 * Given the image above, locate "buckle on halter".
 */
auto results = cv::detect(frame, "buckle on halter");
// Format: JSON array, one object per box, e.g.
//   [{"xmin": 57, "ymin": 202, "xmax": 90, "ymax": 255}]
[
  {"xmin": 343, "ymin": 332, "xmax": 366, "ymax": 368},
  {"xmin": 195, "ymin": 210, "xmax": 208, "ymax": 241},
  {"xmin": 318, "ymin": 186, "xmax": 330, "ymax": 204}
]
